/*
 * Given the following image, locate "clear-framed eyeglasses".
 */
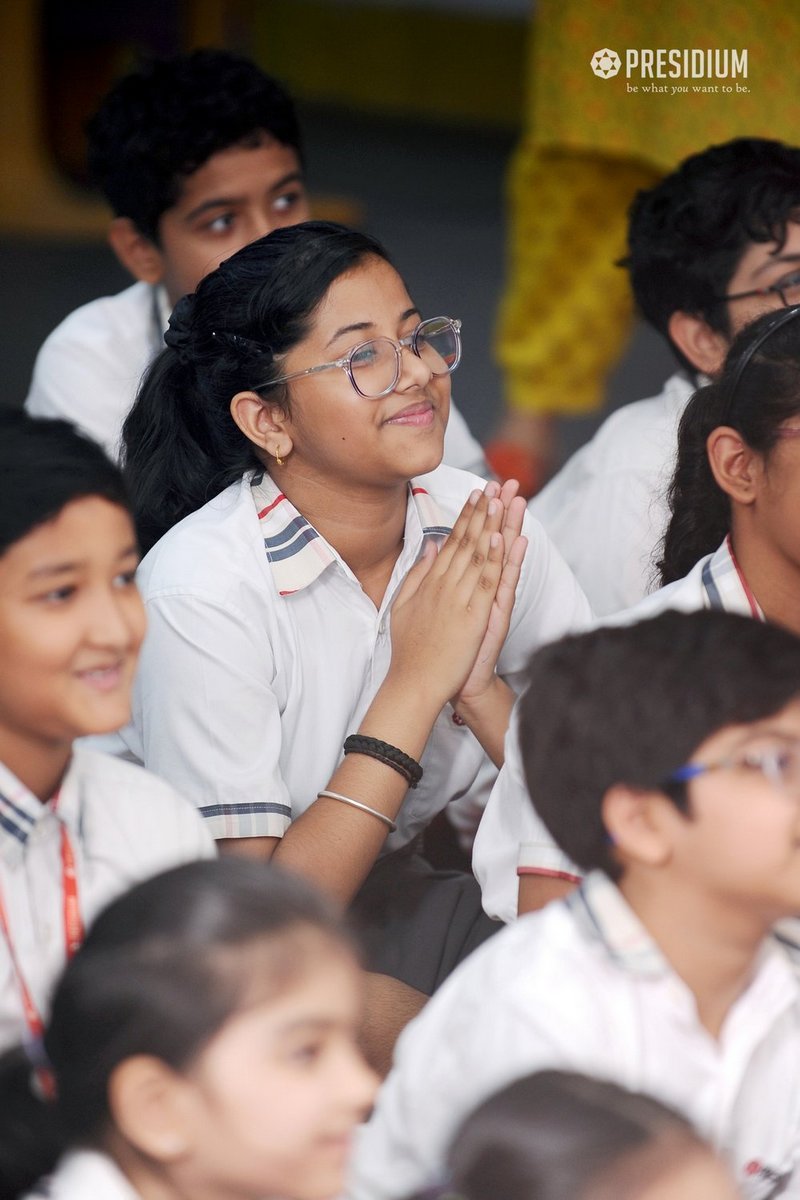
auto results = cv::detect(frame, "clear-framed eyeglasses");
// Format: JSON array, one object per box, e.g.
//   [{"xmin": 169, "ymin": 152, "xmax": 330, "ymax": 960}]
[
  {"xmin": 258, "ymin": 316, "xmax": 462, "ymax": 400},
  {"xmin": 663, "ymin": 736, "xmax": 800, "ymax": 796}
]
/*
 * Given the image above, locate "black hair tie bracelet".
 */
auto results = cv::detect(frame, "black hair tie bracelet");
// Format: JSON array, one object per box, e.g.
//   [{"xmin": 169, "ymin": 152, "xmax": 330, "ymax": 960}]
[{"xmin": 343, "ymin": 735, "xmax": 423, "ymax": 789}]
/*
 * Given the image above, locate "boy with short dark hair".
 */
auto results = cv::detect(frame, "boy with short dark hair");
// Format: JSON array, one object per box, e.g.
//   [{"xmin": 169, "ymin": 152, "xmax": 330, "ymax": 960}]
[
  {"xmin": 25, "ymin": 50, "xmax": 486, "ymax": 475},
  {"xmin": 350, "ymin": 611, "xmax": 800, "ymax": 1200},
  {"xmin": 530, "ymin": 137, "xmax": 800, "ymax": 616}
]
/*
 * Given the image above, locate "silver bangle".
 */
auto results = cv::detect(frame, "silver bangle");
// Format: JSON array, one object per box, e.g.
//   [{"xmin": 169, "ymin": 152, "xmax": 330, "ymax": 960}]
[{"xmin": 316, "ymin": 790, "xmax": 397, "ymax": 833}]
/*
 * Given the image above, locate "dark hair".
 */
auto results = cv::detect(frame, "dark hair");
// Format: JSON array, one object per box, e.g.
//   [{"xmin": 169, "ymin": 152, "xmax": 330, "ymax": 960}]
[
  {"xmin": 417, "ymin": 1070, "xmax": 709, "ymax": 1200},
  {"xmin": 87, "ymin": 49, "xmax": 302, "ymax": 242},
  {"xmin": 122, "ymin": 221, "xmax": 393, "ymax": 554},
  {"xmin": 625, "ymin": 138, "xmax": 800, "ymax": 367},
  {"xmin": 518, "ymin": 610, "xmax": 800, "ymax": 879},
  {"xmin": 657, "ymin": 305, "xmax": 800, "ymax": 585},
  {"xmin": 0, "ymin": 410, "xmax": 130, "ymax": 558},
  {"xmin": 0, "ymin": 859, "xmax": 354, "ymax": 1199}
]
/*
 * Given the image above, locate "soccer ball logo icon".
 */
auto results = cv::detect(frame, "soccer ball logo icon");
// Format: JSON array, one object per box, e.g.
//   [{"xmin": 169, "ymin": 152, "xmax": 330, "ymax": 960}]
[{"xmin": 590, "ymin": 48, "xmax": 621, "ymax": 78}]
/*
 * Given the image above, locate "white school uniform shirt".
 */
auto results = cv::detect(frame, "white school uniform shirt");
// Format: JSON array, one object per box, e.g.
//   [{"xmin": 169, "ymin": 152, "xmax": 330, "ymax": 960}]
[
  {"xmin": 348, "ymin": 871, "xmax": 800, "ymax": 1200},
  {"xmin": 106, "ymin": 464, "xmax": 591, "ymax": 844},
  {"xmin": 473, "ymin": 537, "xmax": 761, "ymax": 924},
  {"xmin": 24, "ymin": 1150, "xmax": 139, "ymax": 1200},
  {"xmin": 529, "ymin": 371, "xmax": 697, "ymax": 616},
  {"xmin": 24, "ymin": 281, "xmax": 489, "ymax": 475},
  {"xmin": 0, "ymin": 745, "xmax": 215, "ymax": 1050}
]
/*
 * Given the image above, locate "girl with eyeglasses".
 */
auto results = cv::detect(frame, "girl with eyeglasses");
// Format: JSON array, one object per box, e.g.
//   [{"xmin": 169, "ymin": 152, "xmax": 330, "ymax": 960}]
[{"xmin": 116, "ymin": 221, "xmax": 591, "ymax": 1057}]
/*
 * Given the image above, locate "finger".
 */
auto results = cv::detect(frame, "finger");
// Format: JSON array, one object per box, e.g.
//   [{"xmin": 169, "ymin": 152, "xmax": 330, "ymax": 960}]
[
  {"xmin": 446, "ymin": 495, "xmax": 507, "ymax": 595},
  {"xmin": 463, "ymin": 529, "xmax": 505, "ymax": 616},
  {"xmin": 500, "ymin": 496, "xmax": 527, "ymax": 561},
  {"xmin": 498, "ymin": 478, "xmax": 521, "ymax": 509},
  {"xmin": 433, "ymin": 487, "xmax": 502, "ymax": 587},
  {"xmin": 433, "ymin": 488, "xmax": 484, "ymax": 574},
  {"xmin": 393, "ymin": 538, "xmax": 438, "ymax": 607}
]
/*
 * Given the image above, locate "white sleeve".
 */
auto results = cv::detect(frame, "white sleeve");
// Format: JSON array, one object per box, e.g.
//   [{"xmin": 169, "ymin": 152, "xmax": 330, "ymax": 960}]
[
  {"xmin": 442, "ymin": 401, "xmax": 491, "ymax": 478},
  {"xmin": 129, "ymin": 591, "xmax": 292, "ymax": 840},
  {"xmin": 530, "ymin": 459, "xmax": 667, "ymax": 618},
  {"xmin": 25, "ymin": 334, "xmax": 134, "ymax": 461},
  {"xmin": 473, "ymin": 706, "xmax": 581, "ymax": 923}
]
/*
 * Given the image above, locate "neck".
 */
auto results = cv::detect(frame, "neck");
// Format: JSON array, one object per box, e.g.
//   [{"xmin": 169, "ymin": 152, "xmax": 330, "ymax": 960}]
[
  {"xmin": 618, "ymin": 872, "xmax": 769, "ymax": 1039},
  {"xmin": 271, "ymin": 468, "xmax": 409, "ymax": 604},
  {"xmin": 731, "ymin": 523, "xmax": 800, "ymax": 638},
  {"xmin": 0, "ymin": 730, "xmax": 71, "ymax": 803}
]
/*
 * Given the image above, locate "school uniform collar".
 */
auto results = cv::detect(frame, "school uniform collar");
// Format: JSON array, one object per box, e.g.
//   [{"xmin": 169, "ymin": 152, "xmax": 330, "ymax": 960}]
[
  {"xmin": 249, "ymin": 471, "xmax": 452, "ymax": 597},
  {"xmin": 701, "ymin": 536, "xmax": 765, "ymax": 620},
  {"xmin": 0, "ymin": 757, "xmax": 81, "ymax": 868},
  {"xmin": 569, "ymin": 870, "xmax": 800, "ymax": 983},
  {"xmin": 567, "ymin": 871, "xmax": 673, "ymax": 979}
]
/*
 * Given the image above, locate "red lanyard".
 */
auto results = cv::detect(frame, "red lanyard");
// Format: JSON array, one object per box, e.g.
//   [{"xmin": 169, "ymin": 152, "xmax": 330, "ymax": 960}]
[
  {"xmin": 726, "ymin": 535, "xmax": 763, "ymax": 620},
  {"xmin": 0, "ymin": 797, "xmax": 84, "ymax": 1047}
]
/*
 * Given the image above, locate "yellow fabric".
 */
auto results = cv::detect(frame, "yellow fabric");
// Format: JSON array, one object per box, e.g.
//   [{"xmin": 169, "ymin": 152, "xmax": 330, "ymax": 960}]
[
  {"xmin": 497, "ymin": 150, "xmax": 657, "ymax": 415},
  {"xmin": 499, "ymin": 0, "xmax": 800, "ymax": 415}
]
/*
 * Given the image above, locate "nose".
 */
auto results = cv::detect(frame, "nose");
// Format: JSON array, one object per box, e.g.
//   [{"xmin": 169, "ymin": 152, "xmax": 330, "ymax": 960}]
[
  {"xmin": 342, "ymin": 1044, "xmax": 380, "ymax": 1117},
  {"xmin": 87, "ymin": 584, "xmax": 143, "ymax": 651},
  {"xmin": 395, "ymin": 342, "xmax": 433, "ymax": 391}
]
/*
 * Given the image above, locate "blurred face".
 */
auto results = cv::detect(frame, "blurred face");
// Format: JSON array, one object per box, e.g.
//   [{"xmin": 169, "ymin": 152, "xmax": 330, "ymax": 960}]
[
  {"xmin": 0, "ymin": 498, "xmax": 145, "ymax": 791},
  {"xmin": 747, "ymin": 418, "xmax": 800, "ymax": 588},
  {"xmin": 724, "ymin": 219, "xmax": 800, "ymax": 337},
  {"xmin": 272, "ymin": 256, "xmax": 451, "ymax": 487},
  {"xmin": 157, "ymin": 132, "xmax": 310, "ymax": 304},
  {"xmin": 663, "ymin": 699, "xmax": 800, "ymax": 927},
  {"xmin": 173, "ymin": 944, "xmax": 377, "ymax": 1200}
]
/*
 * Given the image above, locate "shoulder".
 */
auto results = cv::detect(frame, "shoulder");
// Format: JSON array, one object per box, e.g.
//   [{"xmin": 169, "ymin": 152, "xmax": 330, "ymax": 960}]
[
  {"xmin": 582, "ymin": 373, "xmax": 693, "ymax": 465},
  {"xmin": 70, "ymin": 744, "xmax": 214, "ymax": 859},
  {"xmin": 598, "ymin": 553, "xmax": 710, "ymax": 626},
  {"xmin": 23, "ymin": 1150, "xmax": 139, "ymax": 1200},
  {"xmin": 34, "ymin": 282, "xmax": 154, "ymax": 360},
  {"xmin": 137, "ymin": 477, "xmax": 269, "ymax": 604}
]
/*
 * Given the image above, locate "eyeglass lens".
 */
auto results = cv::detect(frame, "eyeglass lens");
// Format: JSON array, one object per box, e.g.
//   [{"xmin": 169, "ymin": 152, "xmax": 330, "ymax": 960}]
[{"xmin": 349, "ymin": 319, "xmax": 459, "ymax": 398}]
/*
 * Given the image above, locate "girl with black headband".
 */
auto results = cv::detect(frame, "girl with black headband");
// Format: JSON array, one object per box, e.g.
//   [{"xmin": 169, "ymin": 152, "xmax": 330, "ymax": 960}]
[{"xmin": 651, "ymin": 304, "xmax": 800, "ymax": 633}]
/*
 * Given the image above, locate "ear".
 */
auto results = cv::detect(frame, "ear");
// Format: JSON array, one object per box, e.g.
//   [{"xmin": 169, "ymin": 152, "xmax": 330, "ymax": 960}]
[
  {"xmin": 601, "ymin": 784, "xmax": 673, "ymax": 871},
  {"xmin": 706, "ymin": 426, "xmax": 760, "ymax": 506},
  {"xmin": 108, "ymin": 1056, "xmax": 193, "ymax": 1162},
  {"xmin": 107, "ymin": 217, "xmax": 166, "ymax": 286},
  {"xmin": 668, "ymin": 311, "xmax": 729, "ymax": 377},
  {"xmin": 230, "ymin": 390, "xmax": 294, "ymax": 461}
]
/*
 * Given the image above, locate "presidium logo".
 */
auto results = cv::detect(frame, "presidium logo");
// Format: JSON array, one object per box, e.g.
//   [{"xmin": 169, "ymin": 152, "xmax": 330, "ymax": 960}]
[
  {"xmin": 590, "ymin": 46, "xmax": 748, "ymax": 82},
  {"xmin": 591, "ymin": 49, "xmax": 621, "ymax": 78}
]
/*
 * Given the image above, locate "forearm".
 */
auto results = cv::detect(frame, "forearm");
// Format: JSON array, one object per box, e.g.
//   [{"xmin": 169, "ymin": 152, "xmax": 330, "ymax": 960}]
[{"xmin": 273, "ymin": 670, "xmax": 446, "ymax": 907}]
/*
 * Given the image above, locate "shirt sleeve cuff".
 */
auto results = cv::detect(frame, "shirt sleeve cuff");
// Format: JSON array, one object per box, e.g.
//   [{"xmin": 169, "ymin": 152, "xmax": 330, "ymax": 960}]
[
  {"xmin": 516, "ymin": 840, "xmax": 582, "ymax": 882},
  {"xmin": 198, "ymin": 801, "xmax": 292, "ymax": 840}
]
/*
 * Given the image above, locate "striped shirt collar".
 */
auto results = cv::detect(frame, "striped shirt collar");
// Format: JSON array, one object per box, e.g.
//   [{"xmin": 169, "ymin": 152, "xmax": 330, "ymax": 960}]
[
  {"xmin": 0, "ymin": 759, "xmax": 79, "ymax": 868},
  {"xmin": 702, "ymin": 536, "xmax": 765, "ymax": 620},
  {"xmin": 249, "ymin": 472, "xmax": 452, "ymax": 597},
  {"xmin": 566, "ymin": 871, "xmax": 671, "ymax": 979}
]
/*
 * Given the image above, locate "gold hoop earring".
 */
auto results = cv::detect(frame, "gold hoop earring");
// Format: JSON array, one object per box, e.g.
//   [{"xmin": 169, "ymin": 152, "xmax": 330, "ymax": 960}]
[{"xmin": 275, "ymin": 451, "xmax": 285, "ymax": 467}]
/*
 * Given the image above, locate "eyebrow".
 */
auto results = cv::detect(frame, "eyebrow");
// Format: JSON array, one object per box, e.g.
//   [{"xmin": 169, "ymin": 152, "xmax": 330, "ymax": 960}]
[
  {"xmin": 752, "ymin": 252, "xmax": 800, "ymax": 278},
  {"xmin": 27, "ymin": 543, "xmax": 139, "ymax": 580},
  {"xmin": 277, "ymin": 1016, "xmax": 340, "ymax": 1036},
  {"xmin": 325, "ymin": 306, "xmax": 420, "ymax": 349},
  {"xmin": 182, "ymin": 172, "xmax": 305, "ymax": 224}
]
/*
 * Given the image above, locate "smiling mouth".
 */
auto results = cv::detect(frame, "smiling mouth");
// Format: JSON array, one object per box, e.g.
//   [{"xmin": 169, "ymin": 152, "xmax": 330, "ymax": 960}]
[
  {"xmin": 75, "ymin": 663, "xmax": 126, "ymax": 692},
  {"xmin": 384, "ymin": 401, "xmax": 435, "ymax": 426}
]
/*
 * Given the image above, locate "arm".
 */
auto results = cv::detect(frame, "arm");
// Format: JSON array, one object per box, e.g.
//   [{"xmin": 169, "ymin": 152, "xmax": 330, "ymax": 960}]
[{"xmin": 273, "ymin": 487, "xmax": 523, "ymax": 905}]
